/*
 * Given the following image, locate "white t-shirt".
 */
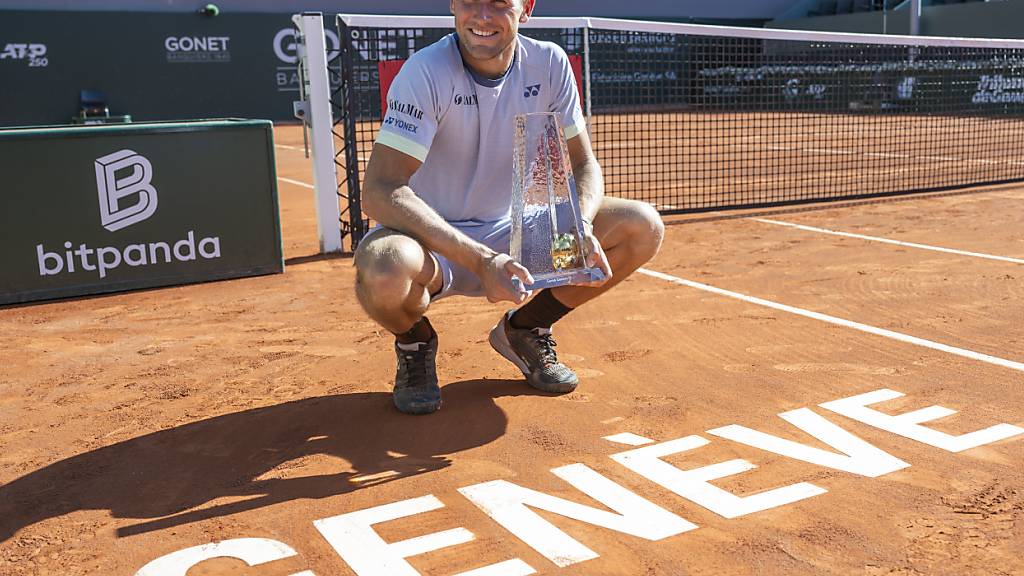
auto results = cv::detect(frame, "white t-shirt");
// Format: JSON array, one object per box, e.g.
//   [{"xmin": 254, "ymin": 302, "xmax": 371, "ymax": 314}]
[{"xmin": 376, "ymin": 33, "xmax": 587, "ymax": 224}]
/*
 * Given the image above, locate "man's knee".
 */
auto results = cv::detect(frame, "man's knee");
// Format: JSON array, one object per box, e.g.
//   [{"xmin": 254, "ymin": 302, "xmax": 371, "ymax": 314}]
[
  {"xmin": 632, "ymin": 201, "xmax": 665, "ymax": 250},
  {"xmin": 354, "ymin": 232, "xmax": 429, "ymax": 304},
  {"xmin": 601, "ymin": 199, "xmax": 665, "ymax": 257}
]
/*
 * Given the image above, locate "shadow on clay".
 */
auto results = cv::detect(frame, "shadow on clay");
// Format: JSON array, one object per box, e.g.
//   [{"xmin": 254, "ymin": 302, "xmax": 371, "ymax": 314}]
[{"xmin": 0, "ymin": 378, "xmax": 541, "ymax": 541}]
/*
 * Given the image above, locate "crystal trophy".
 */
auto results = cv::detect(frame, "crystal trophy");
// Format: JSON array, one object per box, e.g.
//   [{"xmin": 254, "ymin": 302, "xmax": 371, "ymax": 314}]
[{"xmin": 510, "ymin": 112, "xmax": 605, "ymax": 293}]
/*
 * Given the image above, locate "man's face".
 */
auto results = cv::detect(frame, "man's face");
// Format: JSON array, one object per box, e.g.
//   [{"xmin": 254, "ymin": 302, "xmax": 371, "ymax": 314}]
[{"xmin": 450, "ymin": 0, "xmax": 533, "ymax": 64}]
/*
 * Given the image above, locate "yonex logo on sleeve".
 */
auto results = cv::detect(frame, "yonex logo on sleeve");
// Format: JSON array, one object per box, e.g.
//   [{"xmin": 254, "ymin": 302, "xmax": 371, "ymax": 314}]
[
  {"xmin": 383, "ymin": 116, "xmax": 419, "ymax": 134},
  {"xmin": 523, "ymin": 84, "xmax": 541, "ymax": 98},
  {"xmin": 95, "ymin": 149, "xmax": 159, "ymax": 232}
]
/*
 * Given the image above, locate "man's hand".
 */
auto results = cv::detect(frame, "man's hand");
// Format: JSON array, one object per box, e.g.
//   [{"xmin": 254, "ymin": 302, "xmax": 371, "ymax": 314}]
[
  {"xmin": 579, "ymin": 229, "xmax": 612, "ymax": 288},
  {"xmin": 478, "ymin": 253, "xmax": 534, "ymax": 304}
]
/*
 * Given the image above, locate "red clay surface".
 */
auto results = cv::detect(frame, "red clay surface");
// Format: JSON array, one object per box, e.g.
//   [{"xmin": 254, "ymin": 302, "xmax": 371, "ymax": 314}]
[{"xmin": 1, "ymin": 125, "xmax": 1022, "ymax": 576}]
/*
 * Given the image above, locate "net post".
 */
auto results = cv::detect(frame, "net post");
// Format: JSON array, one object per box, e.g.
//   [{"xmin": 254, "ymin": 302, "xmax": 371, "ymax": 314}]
[{"xmin": 293, "ymin": 12, "xmax": 344, "ymax": 254}]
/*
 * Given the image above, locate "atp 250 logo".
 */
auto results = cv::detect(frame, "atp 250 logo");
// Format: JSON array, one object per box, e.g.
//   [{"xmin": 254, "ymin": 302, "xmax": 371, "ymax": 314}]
[{"xmin": 0, "ymin": 43, "xmax": 48, "ymax": 67}]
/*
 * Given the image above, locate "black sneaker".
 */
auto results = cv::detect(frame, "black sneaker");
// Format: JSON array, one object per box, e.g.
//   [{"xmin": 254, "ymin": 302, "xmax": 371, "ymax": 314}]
[
  {"xmin": 393, "ymin": 323, "xmax": 441, "ymax": 415},
  {"xmin": 488, "ymin": 310, "xmax": 579, "ymax": 393}
]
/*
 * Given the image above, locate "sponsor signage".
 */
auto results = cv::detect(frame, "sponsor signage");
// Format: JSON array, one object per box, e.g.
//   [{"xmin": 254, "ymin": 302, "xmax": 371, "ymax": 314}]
[
  {"xmin": 0, "ymin": 42, "xmax": 48, "ymax": 67},
  {"xmin": 5, "ymin": 11, "xmax": 1024, "ymax": 126},
  {"xmin": 273, "ymin": 26, "xmax": 341, "ymax": 93},
  {"xmin": 0, "ymin": 11, "xmax": 342, "ymax": 126},
  {"xmin": 587, "ymin": 30, "xmax": 689, "ymax": 111},
  {"xmin": 695, "ymin": 59, "xmax": 1024, "ymax": 112},
  {"xmin": 972, "ymin": 74, "xmax": 1024, "ymax": 104},
  {"xmin": 164, "ymin": 35, "xmax": 232, "ymax": 63},
  {"xmin": 0, "ymin": 119, "xmax": 283, "ymax": 305}
]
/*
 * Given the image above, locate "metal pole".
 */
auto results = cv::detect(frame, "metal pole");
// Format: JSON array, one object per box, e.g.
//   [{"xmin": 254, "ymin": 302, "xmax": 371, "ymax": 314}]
[
  {"xmin": 909, "ymin": 0, "xmax": 921, "ymax": 36},
  {"xmin": 293, "ymin": 12, "xmax": 343, "ymax": 254}
]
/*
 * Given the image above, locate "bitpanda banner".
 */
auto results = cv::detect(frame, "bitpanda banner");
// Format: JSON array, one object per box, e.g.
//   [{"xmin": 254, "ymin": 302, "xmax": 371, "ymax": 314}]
[{"xmin": 0, "ymin": 119, "xmax": 283, "ymax": 305}]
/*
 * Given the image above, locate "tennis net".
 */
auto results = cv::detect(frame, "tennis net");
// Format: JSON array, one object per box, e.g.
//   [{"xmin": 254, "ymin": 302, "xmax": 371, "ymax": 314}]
[{"xmin": 329, "ymin": 15, "xmax": 1024, "ymax": 245}]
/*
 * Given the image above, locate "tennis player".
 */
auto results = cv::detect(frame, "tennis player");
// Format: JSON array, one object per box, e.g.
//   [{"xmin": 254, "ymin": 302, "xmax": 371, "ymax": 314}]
[{"xmin": 356, "ymin": 0, "xmax": 665, "ymax": 414}]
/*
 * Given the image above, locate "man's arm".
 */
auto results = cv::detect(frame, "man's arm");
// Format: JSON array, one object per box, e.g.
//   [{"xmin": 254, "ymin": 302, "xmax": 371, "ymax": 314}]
[
  {"xmin": 362, "ymin": 143, "xmax": 533, "ymax": 302},
  {"xmin": 566, "ymin": 129, "xmax": 604, "ymax": 224},
  {"xmin": 566, "ymin": 130, "xmax": 612, "ymax": 282}
]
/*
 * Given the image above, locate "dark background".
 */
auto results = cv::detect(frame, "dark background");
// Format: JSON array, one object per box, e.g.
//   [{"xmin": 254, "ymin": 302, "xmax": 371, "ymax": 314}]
[{"xmin": 0, "ymin": 11, "xmax": 331, "ymax": 126}]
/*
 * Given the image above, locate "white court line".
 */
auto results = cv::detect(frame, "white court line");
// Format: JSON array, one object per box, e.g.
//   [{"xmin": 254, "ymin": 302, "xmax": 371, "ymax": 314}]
[
  {"xmin": 865, "ymin": 152, "xmax": 909, "ymax": 159},
  {"xmin": 275, "ymin": 143, "xmax": 306, "ymax": 152},
  {"xmin": 637, "ymin": 268, "xmax": 1024, "ymax": 373},
  {"xmin": 603, "ymin": 432, "xmax": 656, "ymax": 446},
  {"xmin": 753, "ymin": 219, "xmax": 1024, "ymax": 265},
  {"xmin": 805, "ymin": 148, "xmax": 857, "ymax": 155},
  {"xmin": 277, "ymin": 176, "xmax": 314, "ymax": 189}
]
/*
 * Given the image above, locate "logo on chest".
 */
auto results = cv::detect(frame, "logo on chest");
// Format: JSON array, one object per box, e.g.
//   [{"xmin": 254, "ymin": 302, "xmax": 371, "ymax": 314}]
[
  {"xmin": 523, "ymin": 84, "xmax": 541, "ymax": 98},
  {"xmin": 454, "ymin": 93, "xmax": 478, "ymax": 106}
]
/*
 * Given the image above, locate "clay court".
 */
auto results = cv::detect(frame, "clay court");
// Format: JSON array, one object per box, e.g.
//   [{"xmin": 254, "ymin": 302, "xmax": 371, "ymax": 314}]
[{"xmin": 1, "ymin": 123, "xmax": 1023, "ymax": 575}]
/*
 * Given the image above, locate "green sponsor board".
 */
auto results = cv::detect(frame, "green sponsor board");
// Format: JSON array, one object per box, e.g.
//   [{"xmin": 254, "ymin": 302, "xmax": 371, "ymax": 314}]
[{"xmin": 0, "ymin": 119, "xmax": 283, "ymax": 305}]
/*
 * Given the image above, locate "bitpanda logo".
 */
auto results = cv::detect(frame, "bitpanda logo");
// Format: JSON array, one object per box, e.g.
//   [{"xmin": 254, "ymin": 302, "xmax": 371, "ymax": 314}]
[
  {"xmin": 0, "ymin": 42, "xmax": 48, "ymax": 67},
  {"xmin": 95, "ymin": 150, "xmax": 158, "ymax": 232},
  {"xmin": 164, "ymin": 36, "xmax": 231, "ymax": 63},
  {"xmin": 35, "ymin": 150, "xmax": 222, "ymax": 279}
]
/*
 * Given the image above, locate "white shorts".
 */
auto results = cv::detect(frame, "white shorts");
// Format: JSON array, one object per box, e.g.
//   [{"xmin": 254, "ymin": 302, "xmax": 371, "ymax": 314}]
[{"xmin": 363, "ymin": 218, "xmax": 512, "ymax": 301}]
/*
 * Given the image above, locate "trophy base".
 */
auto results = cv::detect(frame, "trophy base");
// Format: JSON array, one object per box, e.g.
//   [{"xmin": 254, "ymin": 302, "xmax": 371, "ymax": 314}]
[{"xmin": 513, "ymin": 267, "xmax": 606, "ymax": 293}]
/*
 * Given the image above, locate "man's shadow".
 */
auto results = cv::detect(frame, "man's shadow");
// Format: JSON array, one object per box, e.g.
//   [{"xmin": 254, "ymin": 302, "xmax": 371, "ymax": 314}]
[{"xmin": 0, "ymin": 378, "xmax": 533, "ymax": 542}]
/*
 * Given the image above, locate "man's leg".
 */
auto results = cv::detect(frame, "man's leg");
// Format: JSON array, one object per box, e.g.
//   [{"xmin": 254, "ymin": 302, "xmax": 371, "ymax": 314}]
[
  {"xmin": 492, "ymin": 197, "xmax": 665, "ymax": 392},
  {"xmin": 355, "ymin": 230, "xmax": 445, "ymax": 414},
  {"xmin": 552, "ymin": 196, "xmax": 665, "ymax": 308},
  {"xmin": 354, "ymin": 230, "xmax": 443, "ymax": 336},
  {"xmin": 510, "ymin": 196, "xmax": 664, "ymax": 328}
]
